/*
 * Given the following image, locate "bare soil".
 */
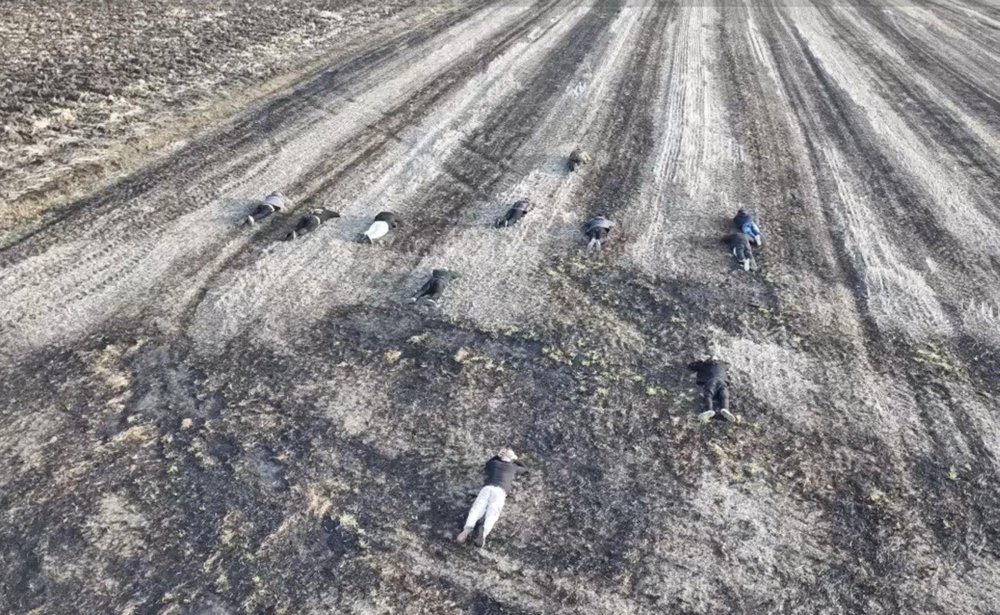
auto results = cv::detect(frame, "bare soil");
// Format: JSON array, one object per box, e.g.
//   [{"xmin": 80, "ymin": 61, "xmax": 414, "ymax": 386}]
[{"xmin": 2, "ymin": 1, "xmax": 1000, "ymax": 613}]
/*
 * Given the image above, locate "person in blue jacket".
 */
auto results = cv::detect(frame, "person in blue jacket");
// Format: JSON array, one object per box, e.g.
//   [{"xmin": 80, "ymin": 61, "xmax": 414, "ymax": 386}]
[{"xmin": 733, "ymin": 209, "xmax": 762, "ymax": 246}]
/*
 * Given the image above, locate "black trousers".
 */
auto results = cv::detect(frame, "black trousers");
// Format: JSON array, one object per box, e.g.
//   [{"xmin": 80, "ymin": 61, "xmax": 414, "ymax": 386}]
[
  {"xmin": 250, "ymin": 203, "xmax": 278, "ymax": 222},
  {"xmin": 704, "ymin": 378, "xmax": 729, "ymax": 412},
  {"xmin": 414, "ymin": 278, "xmax": 446, "ymax": 301}
]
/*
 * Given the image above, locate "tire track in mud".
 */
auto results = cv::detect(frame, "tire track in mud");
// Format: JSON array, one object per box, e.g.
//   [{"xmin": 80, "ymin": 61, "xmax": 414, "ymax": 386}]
[
  {"xmin": 281, "ymin": 0, "xmax": 571, "ymax": 208},
  {"xmin": 828, "ymin": 5, "xmax": 1000, "ymax": 231},
  {"xmin": 0, "ymin": 2, "xmax": 572, "ymax": 353},
  {"xmin": 496, "ymin": 4, "xmax": 684, "ymax": 582},
  {"xmin": 749, "ymin": 8, "xmax": 930, "ymax": 609},
  {"xmin": 573, "ymin": 4, "xmax": 675, "ymax": 224},
  {"xmin": 761, "ymin": 3, "xmax": 1000, "ymax": 584},
  {"xmin": 167, "ymin": 0, "xmax": 575, "ymax": 329},
  {"xmin": 0, "ymin": 2, "xmax": 490, "ymax": 256},
  {"xmin": 765, "ymin": 7, "xmax": 963, "ymax": 340},
  {"xmin": 806, "ymin": 1, "xmax": 1000, "ymax": 448},
  {"xmin": 380, "ymin": 0, "xmax": 626, "ymax": 261}
]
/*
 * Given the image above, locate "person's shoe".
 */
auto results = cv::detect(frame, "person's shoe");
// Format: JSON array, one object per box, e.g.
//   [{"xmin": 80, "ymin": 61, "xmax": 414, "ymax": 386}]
[
  {"xmin": 754, "ymin": 235, "xmax": 763, "ymax": 247},
  {"xmin": 456, "ymin": 528, "xmax": 471, "ymax": 544},
  {"xmin": 243, "ymin": 216, "xmax": 254, "ymax": 226},
  {"xmin": 719, "ymin": 409, "xmax": 737, "ymax": 422},
  {"xmin": 699, "ymin": 410, "xmax": 716, "ymax": 422},
  {"xmin": 426, "ymin": 298, "xmax": 438, "ymax": 306},
  {"xmin": 476, "ymin": 531, "xmax": 487, "ymax": 548},
  {"xmin": 408, "ymin": 296, "xmax": 418, "ymax": 303},
  {"xmin": 742, "ymin": 259, "xmax": 751, "ymax": 272}
]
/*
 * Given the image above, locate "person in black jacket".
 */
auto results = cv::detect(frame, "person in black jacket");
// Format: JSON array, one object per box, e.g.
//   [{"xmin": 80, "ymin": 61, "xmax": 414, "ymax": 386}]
[
  {"xmin": 285, "ymin": 208, "xmax": 340, "ymax": 240},
  {"xmin": 456, "ymin": 448, "xmax": 527, "ymax": 548},
  {"xmin": 583, "ymin": 216, "xmax": 615, "ymax": 252},
  {"xmin": 687, "ymin": 356, "xmax": 738, "ymax": 422},
  {"xmin": 409, "ymin": 269, "xmax": 458, "ymax": 305},
  {"xmin": 495, "ymin": 200, "xmax": 530, "ymax": 228}
]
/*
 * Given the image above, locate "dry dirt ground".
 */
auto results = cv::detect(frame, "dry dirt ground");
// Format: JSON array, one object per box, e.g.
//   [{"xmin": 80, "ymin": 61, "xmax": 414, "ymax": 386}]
[{"xmin": 2, "ymin": 1, "xmax": 1000, "ymax": 613}]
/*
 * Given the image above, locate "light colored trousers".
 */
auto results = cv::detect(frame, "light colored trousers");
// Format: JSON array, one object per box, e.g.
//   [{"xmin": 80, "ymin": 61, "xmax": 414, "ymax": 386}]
[{"xmin": 464, "ymin": 485, "xmax": 507, "ymax": 537}]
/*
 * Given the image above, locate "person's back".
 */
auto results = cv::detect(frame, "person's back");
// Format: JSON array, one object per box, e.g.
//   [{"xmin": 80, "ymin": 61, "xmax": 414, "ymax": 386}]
[
  {"xmin": 687, "ymin": 358, "xmax": 728, "ymax": 385},
  {"xmin": 409, "ymin": 269, "xmax": 458, "ymax": 305},
  {"xmin": 484, "ymin": 455, "xmax": 528, "ymax": 491},
  {"xmin": 733, "ymin": 209, "xmax": 762, "ymax": 246},
  {"xmin": 496, "ymin": 200, "xmax": 529, "ymax": 228},
  {"xmin": 584, "ymin": 216, "xmax": 615, "ymax": 251},
  {"xmin": 457, "ymin": 448, "xmax": 526, "ymax": 548}
]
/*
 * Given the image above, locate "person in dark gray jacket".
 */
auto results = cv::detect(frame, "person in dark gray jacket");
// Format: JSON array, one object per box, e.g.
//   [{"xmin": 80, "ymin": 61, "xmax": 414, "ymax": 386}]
[
  {"xmin": 583, "ymin": 216, "xmax": 615, "ymax": 252},
  {"xmin": 284, "ymin": 209, "xmax": 340, "ymax": 241},
  {"xmin": 409, "ymin": 269, "xmax": 459, "ymax": 305},
  {"xmin": 241, "ymin": 192, "xmax": 287, "ymax": 226},
  {"xmin": 687, "ymin": 356, "xmax": 738, "ymax": 422},
  {"xmin": 495, "ymin": 200, "xmax": 530, "ymax": 228},
  {"xmin": 456, "ymin": 448, "xmax": 528, "ymax": 548},
  {"xmin": 568, "ymin": 148, "xmax": 592, "ymax": 172}
]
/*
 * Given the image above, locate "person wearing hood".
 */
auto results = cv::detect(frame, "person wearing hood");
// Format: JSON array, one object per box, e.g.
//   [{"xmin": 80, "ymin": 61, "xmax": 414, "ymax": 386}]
[
  {"xmin": 361, "ymin": 211, "xmax": 402, "ymax": 244},
  {"xmin": 409, "ymin": 269, "xmax": 459, "ymax": 305},
  {"xmin": 284, "ymin": 208, "xmax": 340, "ymax": 241},
  {"xmin": 687, "ymin": 356, "xmax": 738, "ymax": 422},
  {"xmin": 733, "ymin": 209, "xmax": 762, "ymax": 246},
  {"xmin": 456, "ymin": 448, "xmax": 528, "ymax": 548},
  {"xmin": 583, "ymin": 216, "xmax": 615, "ymax": 252},
  {"xmin": 241, "ymin": 191, "xmax": 287, "ymax": 226},
  {"xmin": 568, "ymin": 148, "xmax": 592, "ymax": 172}
]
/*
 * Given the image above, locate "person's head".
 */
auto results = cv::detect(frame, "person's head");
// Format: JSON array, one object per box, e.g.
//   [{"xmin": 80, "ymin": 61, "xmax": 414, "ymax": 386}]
[
  {"xmin": 432, "ymin": 269, "xmax": 449, "ymax": 279},
  {"xmin": 498, "ymin": 447, "xmax": 518, "ymax": 463},
  {"xmin": 737, "ymin": 209, "xmax": 747, "ymax": 215}
]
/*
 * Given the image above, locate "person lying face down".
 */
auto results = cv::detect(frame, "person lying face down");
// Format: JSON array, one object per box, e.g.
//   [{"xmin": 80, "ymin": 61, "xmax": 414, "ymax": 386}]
[
  {"xmin": 361, "ymin": 211, "xmax": 402, "ymax": 244},
  {"xmin": 733, "ymin": 209, "xmax": 762, "ymax": 246},
  {"xmin": 730, "ymin": 232, "xmax": 758, "ymax": 272},
  {"xmin": 687, "ymin": 356, "xmax": 738, "ymax": 423},
  {"xmin": 495, "ymin": 200, "xmax": 529, "ymax": 228},
  {"xmin": 284, "ymin": 209, "xmax": 340, "ymax": 241},
  {"xmin": 241, "ymin": 192, "xmax": 287, "ymax": 226},
  {"xmin": 456, "ymin": 448, "xmax": 528, "ymax": 548},
  {"xmin": 409, "ymin": 269, "xmax": 459, "ymax": 306},
  {"xmin": 568, "ymin": 148, "xmax": 592, "ymax": 172},
  {"xmin": 583, "ymin": 216, "xmax": 615, "ymax": 252}
]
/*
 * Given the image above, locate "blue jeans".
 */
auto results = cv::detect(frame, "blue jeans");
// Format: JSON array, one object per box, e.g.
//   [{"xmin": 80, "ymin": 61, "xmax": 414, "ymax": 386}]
[{"xmin": 741, "ymin": 222, "xmax": 761, "ymax": 239}]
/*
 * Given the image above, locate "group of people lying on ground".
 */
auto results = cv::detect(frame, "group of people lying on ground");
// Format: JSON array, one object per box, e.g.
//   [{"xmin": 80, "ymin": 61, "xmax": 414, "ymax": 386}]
[
  {"xmin": 239, "ymin": 149, "xmax": 765, "ymax": 272},
  {"xmin": 236, "ymin": 148, "xmax": 756, "ymax": 551},
  {"xmin": 457, "ymin": 354, "xmax": 734, "ymax": 549}
]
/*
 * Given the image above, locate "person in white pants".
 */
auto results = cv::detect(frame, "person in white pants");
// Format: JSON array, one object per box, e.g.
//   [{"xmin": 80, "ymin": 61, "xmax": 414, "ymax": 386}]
[{"xmin": 456, "ymin": 448, "xmax": 527, "ymax": 548}]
